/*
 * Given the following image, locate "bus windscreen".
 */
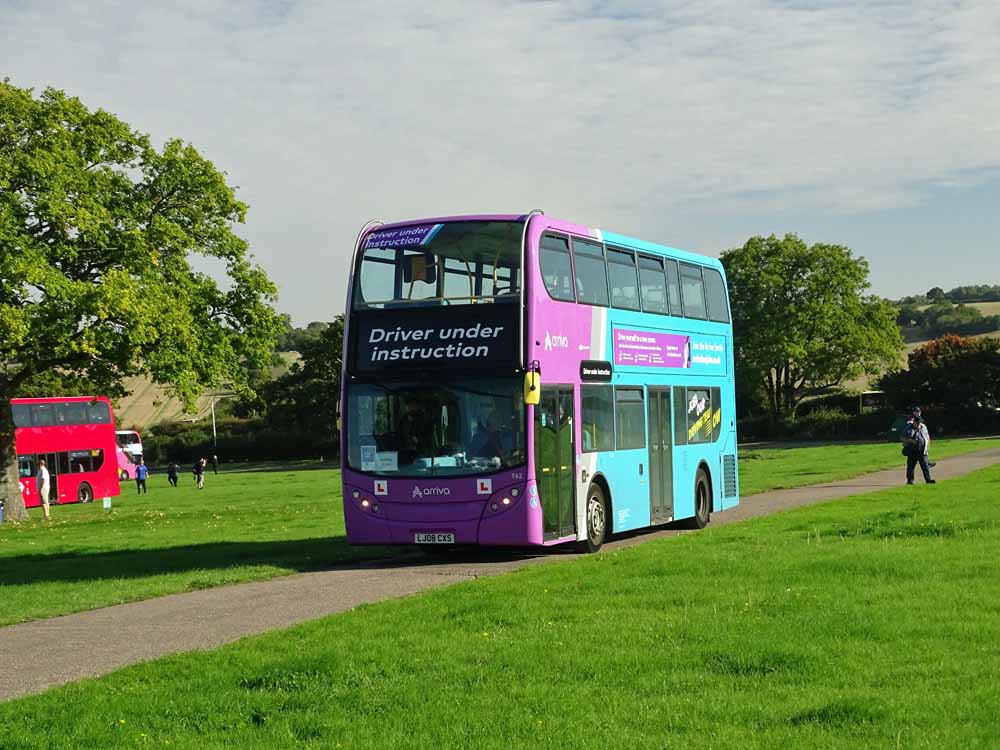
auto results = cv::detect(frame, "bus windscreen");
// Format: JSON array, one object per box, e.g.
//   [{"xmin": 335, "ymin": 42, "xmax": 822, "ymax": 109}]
[
  {"xmin": 346, "ymin": 377, "xmax": 525, "ymax": 477},
  {"xmin": 354, "ymin": 221, "xmax": 522, "ymax": 309}
]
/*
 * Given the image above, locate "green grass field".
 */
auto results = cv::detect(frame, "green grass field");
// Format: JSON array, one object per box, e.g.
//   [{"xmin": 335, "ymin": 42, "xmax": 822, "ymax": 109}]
[
  {"xmin": 0, "ymin": 468, "xmax": 387, "ymax": 627},
  {"xmin": 2, "ymin": 463, "xmax": 998, "ymax": 748},
  {"xmin": 2, "ymin": 439, "xmax": 999, "ymax": 627}
]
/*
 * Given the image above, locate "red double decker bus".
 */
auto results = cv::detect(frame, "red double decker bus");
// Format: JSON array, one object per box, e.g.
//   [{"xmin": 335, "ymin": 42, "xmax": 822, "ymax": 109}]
[{"xmin": 11, "ymin": 396, "xmax": 121, "ymax": 507}]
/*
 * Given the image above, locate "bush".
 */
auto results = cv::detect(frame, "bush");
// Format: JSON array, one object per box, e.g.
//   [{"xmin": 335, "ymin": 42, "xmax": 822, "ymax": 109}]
[
  {"xmin": 785, "ymin": 407, "xmax": 851, "ymax": 440},
  {"xmin": 143, "ymin": 418, "xmax": 336, "ymax": 465},
  {"xmin": 737, "ymin": 407, "xmax": 899, "ymax": 444}
]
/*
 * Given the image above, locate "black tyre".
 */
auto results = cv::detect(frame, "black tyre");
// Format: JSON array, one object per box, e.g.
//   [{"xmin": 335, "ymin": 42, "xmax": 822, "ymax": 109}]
[
  {"xmin": 577, "ymin": 483, "xmax": 608, "ymax": 553},
  {"xmin": 119, "ymin": 469, "xmax": 129, "ymax": 481},
  {"xmin": 78, "ymin": 482, "xmax": 94, "ymax": 504},
  {"xmin": 684, "ymin": 468, "xmax": 711, "ymax": 529}
]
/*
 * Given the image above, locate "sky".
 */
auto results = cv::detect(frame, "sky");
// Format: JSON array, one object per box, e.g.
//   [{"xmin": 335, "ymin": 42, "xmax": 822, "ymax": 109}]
[{"xmin": 2, "ymin": 0, "xmax": 999, "ymax": 323}]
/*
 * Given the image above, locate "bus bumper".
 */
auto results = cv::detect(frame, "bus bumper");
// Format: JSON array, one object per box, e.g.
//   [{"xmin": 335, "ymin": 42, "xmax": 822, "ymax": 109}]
[{"xmin": 343, "ymin": 492, "xmax": 538, "ymax": 546}]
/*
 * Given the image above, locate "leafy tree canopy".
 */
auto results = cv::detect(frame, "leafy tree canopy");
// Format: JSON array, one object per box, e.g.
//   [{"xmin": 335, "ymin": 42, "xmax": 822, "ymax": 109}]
[
  {"xmin": 274, "ymin": 316, "xmax": 331, "ymax": 353},
  {"xmin": 240, "ymin": 317, "xmax": 343, "ymax": 451},
  {"xmin": 721, "ymin": 233, "xmax": 902, "ymax": 421},
  {"xmin": 880, "ymin": 335, "xmax": 1000, "ymax": 411},
  {"xmin": 0, "ymin": 80, "xmax": 281, "ymax": 519}
]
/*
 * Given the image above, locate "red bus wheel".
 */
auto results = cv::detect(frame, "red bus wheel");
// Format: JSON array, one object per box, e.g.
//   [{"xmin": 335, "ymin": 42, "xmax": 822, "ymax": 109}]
[{"xmin": 78, "ymin": 482, "xmax": 94, "ymax": 503}]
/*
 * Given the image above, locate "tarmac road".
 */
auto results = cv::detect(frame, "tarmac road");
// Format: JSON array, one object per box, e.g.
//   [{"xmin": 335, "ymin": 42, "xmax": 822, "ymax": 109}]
[{"xmin": 2, "ymin": 446, "xmax": 998, "ymax": 702}]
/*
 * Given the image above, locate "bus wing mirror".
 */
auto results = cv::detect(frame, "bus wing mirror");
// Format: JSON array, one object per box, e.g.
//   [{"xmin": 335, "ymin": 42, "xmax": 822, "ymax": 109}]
[{"xmin": 524, "ymin": 371, "xmax": 540, "ymax": 405}]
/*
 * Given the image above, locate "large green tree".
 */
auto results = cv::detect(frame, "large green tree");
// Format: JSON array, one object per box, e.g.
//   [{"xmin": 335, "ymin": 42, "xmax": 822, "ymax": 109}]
[
  {"xmin": 721, "ymin": 234, "xmax": 902, "ymax": 423},
  {"xmin": 241, "ymin": 317, "xmax": 343, "ymax": 452},
  {"xmin": 0, "ymin": 81, "xmax": 281, "ymax": 521}
]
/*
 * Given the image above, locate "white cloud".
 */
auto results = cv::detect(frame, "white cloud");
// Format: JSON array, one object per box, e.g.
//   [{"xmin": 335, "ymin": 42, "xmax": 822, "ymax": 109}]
[{"xmin": 3, "ymin": 0, "xmax": 999, "ymax": 319}]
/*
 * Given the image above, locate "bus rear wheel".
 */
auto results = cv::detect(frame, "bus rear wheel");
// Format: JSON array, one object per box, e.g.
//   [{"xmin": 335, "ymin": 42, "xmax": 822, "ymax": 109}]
[
  {"xmin": 78, "ymin": 482, "xmax": 94, "ymax": 503},
  {"xmin": 685, "ymin": 469, "xmax": 711, "ymax": 529},
  {"xmin": 577, "ymin": 483, "xmax": 608, "ymax": 553}
]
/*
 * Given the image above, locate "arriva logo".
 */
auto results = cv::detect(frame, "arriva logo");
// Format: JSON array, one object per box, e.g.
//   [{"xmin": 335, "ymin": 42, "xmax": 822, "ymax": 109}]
[
  {"xmin": 544, "ymin": 331, "xmax": 569, "ymax": 351},
  {"xmin": 412, "ymin": 486, "xmax": 451, "ymax": 498}
]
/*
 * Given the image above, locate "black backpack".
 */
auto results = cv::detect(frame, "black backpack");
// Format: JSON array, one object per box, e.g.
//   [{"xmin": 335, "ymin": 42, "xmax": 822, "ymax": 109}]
[{"xmin": 901, "ymin": 422, "xmax": 926, "ymax": 456}]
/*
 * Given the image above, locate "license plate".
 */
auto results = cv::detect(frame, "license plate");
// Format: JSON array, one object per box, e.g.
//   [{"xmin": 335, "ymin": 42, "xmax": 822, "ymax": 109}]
[{"xmin": 414, "ymin": 532, "xmax": 454, "ymax": 544}]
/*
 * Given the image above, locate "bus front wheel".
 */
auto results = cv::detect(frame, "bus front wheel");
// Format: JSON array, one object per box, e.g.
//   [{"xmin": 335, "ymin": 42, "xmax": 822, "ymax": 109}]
[
  {"xmin": 685, "ymin": 469, "xmax": 712, "ymax": 529},
  {"xmin": 78, "ymin": 482, "xmax": 94, "ymax": 504},
  {"xmin": 119, "ymin": 469, "xmax": 128, "ymax": 481},
  {"xmin": 578, "ymin": 483, "xmax": 608, "ymax": 554}
]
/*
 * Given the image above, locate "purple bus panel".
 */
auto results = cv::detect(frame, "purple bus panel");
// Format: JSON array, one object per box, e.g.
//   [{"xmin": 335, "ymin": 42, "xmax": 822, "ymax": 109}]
[{"xmin": 342, "ymin": 468, "xmax": 541, "ymax": 545}]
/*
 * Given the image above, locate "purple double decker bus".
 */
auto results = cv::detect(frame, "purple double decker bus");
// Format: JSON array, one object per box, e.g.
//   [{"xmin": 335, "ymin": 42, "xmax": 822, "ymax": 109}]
[{"xmin": 342, "ymin": 213, "xmax": 739, "ymax": 552}]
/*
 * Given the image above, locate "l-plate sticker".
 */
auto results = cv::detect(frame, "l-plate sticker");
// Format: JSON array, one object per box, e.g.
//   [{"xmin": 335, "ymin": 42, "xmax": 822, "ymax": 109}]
[
  {"xmin": 477, "ymin": 478, "xmax": 492, "ymax": 495},
  {"xmin": 374, "ymin": 480, "xmax": 388, "ymax": 496}
]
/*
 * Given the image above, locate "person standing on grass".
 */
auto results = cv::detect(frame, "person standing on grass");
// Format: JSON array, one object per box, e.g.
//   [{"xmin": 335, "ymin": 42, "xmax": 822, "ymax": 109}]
[
  {"xmin": 908, "ymin": 406, "xmax": 937, "ymax": 468},
  {"xmin": 36, "ymin": 458, "xmax": 51, "ymax": 521},
  {"xmin": 903, "ymin": 414, "xmax": 935, "ymax": 485},
  {"xmin": 211, "ymin": 454, "xmax": 218, "ymax": 475},
  {"xmin": 193, "ymin": 457, "xmax": 206, "ymax": 489},
  {"xmin": 167, "ymin": 461, "xmax": 179, "ymax": 487},
  {"xmin": 135, "ymin": 458, "xmax": 149, "ymax": 494}
]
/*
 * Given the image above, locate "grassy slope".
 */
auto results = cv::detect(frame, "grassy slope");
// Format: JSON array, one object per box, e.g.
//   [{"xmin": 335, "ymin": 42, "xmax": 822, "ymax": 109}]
[
  {"xmin": 2, "ymin": 440, "xmax": 999, "ymax": 627},
  {"xmin": 2, "ymin": 464, "xmax": 999, "ymax": 748},
  {"xmin": 113, "ymin": 353, "xmax": 300, "ymax": 429}
]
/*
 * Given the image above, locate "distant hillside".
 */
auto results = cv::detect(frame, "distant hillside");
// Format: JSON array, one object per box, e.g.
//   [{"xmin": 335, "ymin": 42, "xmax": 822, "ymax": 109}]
[
  {"xmin": 112, "ymin": 352, "xmax": 300, "ymax": 431},
  {"xmin": 916, "ymin": 301, "xmax": 1000, "ymax": 316},
  {"xmin": 112, "ymin": 377, "xmax": 215, "ymax": 430}
]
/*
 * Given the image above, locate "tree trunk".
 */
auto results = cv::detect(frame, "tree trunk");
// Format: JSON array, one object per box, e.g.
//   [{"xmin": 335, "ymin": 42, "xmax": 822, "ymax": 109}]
[
  {"xmin": 764, "ymin": 370, "xmax": 780, "ymax": 428},
  {"xmin": 0, "ymin": 397, "xmax": 28, "ymax": 522}
]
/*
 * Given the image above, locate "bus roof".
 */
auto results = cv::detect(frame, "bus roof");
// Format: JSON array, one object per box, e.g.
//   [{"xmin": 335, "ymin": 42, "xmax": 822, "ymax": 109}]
[
  {"xmin": 12, "ymin": 395, "xmax": 109, "ymax": 404},
  {"xmin": 364, "ymin": 214, "xmax": 723, "ymax": 272}
]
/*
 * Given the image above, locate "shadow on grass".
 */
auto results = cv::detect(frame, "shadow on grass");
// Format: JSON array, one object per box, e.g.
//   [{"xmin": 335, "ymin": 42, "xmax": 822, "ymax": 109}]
[
  {"xmin": 2, "ymin": 537, "xmax": 574, "ymax": 588},
  {"xmin": 2, "ymin": 537, "xmax": 401, "ymax": 588}
]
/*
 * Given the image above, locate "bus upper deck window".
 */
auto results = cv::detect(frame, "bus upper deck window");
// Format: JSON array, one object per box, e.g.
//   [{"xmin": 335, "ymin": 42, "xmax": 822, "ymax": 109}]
[
  {"xmin": 573, "ymin": 239, "xmax": 609, "ymax": 307},
  {"xmin": 703, "ymin": 268, "xmax": 731, "ymax": 323},
  {"xmin": 680, "ymin": 263, "xmax": 707, "ymax": 320}
]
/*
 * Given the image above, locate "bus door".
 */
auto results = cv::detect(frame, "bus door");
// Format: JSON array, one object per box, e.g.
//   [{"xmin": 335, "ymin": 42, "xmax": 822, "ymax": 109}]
[
  {"xmin": 39, "ymin": 452, "xmax": 62, "ymax": 503},
  {"xmin": 534, "ymin": 386, "xmax": 576, "ymax": 539},
  {"xmin": 647, "ymin": 388, "xmax": 674, "ymax": 522}
]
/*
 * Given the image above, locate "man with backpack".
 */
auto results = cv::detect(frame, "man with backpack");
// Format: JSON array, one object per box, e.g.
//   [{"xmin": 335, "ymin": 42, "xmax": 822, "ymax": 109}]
[{"xmin": 902, "ymin": 413, "xmax": 935, "ymax": 485}]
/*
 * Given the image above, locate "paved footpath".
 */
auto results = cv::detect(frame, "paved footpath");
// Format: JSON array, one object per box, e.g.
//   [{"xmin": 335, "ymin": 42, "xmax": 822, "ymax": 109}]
[{"xmin": 2, "ymin": 447, "xmax": 998, "ymax": 702}]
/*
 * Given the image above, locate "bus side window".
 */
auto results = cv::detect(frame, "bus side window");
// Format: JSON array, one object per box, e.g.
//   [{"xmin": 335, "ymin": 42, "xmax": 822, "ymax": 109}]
[
  {"xmin": 572, "ymin": 239, "xmax": 609, "ymax": 307},
  {"xmin": 680, "ymin": 263, "xmax": 707, "ymax": 320},
  {"xmin": 11, "ymin": 404, "xmax": 31, "ymax": 427},
  {"xmin": 607, "ymin": 248, "xmax": 640, "ymax": 311},
  {"xmin": 60, "ymin": 401, "xmax": 89, "ymax": 425},
  {"xmin": 539, "ymin": 234, "xmax": 576, "ymax": 302},
  {"xmin": 17, "ymin": 455, "xmax": 35, "ymax": 478},
  {"xmin": 581, "ymin": 385, "xmax": 614, "ymax": 452},
  {"xmin": 704, "ymin": 268, "xmax": 731, "ymax": 323},
  {"xmin": 673, "ymin": 386, "xmax": 688, "ymax": 446},
  {"xmin": 638, "ymin": 255, "xmax": 668, "ymax": 315},
  {"xmin": 686, "ymin": 388, "xmax": 712, "ymax": 444},
  {"xmin": 711, "ymin": 387, "xmax": 722, "ymax": 442},
  {"xmin": 32, "ymin": 404, "xmax": 56, "ymax": 427},
  {"xmin": 664, "ymin": 260, "xmax": 682, "ymax": 316},
  {"xmin": 614, "ymin": 388, "xmax": 645, "ymax": 449},
  {"xmin": 87, "ymin": 401, "xmax": 111, "ymax": 424}
]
